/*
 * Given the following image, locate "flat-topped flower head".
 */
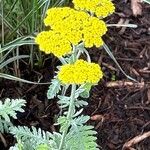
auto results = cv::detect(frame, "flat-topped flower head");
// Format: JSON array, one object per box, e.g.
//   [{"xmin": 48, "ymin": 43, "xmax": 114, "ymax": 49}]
[
  {"xmin": 44, "ymin": 7, "xmax": 107, "ymax": 47},
  {"xmin": 83, "ymin": 17, "xmax": 106, "ymax": 47},
  {"xmin": 35, "ymin": 31, "xmax": 72, "ymax": 57},
  {"xmin": 58, "ymin": 59, "xmax": 103, "ymax": 84},
  {"xmin": 44, "ymin": 7, "xmax": 76, "ymax": 28},
  {"xmin": 73, "ymin": 0, "xmax": 115, "ymax": 18}
]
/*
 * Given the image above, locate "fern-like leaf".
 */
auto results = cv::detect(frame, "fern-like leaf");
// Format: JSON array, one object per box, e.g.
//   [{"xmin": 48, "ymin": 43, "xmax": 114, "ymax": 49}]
[
  {"xmin": 0, "ymin": 98, "xmax": 26, "ymax": 133},
  {"xmin": 47, "ymin": 78, "xmax": 61, "ymax": 99},
  {"xmin": 10, "ymin": 126, "xmax": 50, "ymax": 148},
  {"xmin": 66, "ymin": 125, "xmax": 98, "ymax": 150},
  {"xmin": 0, "ymin": 98, "xmax": 26, "ymax": 122},
  {"xmin": 0, "ymin": 119, "xmax": 12, "ymax": 133},
  {"xmin": 71, "ymin": 115, "xmax": 90, "ymax": 126},
  {"xmin": 9, "ymin": 126, "xmax": 61, "ymax": 150}
]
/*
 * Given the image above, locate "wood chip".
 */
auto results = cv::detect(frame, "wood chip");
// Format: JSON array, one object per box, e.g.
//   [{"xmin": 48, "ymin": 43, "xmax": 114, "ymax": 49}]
[
  {"xmin": 123, "ymin": 131, "xmax": 150, "ymax": 149},
  {"xmin": 90, "ymin": 114, "xmax": 104, "ymax": 121},
  {"xmin": 131, "ymin": 0, "xmax": 142, "ymax": 16},
  {"xmin": 119, "ymin": 19, "xmax": 130, "ymax": 34},
  {"xmin": 146, "ymin": 88, "xmax": 150, "ymax": 104},
  {"xmin": 106, "ymin": 81, "xmax": 145, "ymax": 88},
  {"xmin": 116, "ymin": 18, "xmax": 125, "ymax": 28}
]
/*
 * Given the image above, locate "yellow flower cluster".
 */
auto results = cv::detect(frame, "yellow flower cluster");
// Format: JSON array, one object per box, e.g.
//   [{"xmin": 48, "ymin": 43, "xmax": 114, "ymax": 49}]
[
  {"xmin": 35, "ymin": 1, "xmax": 114, "ymax": 57},
  {"xmin": 58, "ymin": 59, "xmax": 103, "ymax": 84},
  {"xmin": 73, "ymin": 0, "xmax": 115, "ymax": 18},
  {"xmin": 44, "ymin": 7, "xmax": 107, "ymax": 48},
  {"xmin": 35, "ymin": 31, "xmax": 72, "ymax": 57}
]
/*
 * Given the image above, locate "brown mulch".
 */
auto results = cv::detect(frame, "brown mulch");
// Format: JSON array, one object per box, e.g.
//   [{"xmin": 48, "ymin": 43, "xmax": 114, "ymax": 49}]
[{"xmin": 0, "ymin": 0, "xmax": 150, "ymax": 149}]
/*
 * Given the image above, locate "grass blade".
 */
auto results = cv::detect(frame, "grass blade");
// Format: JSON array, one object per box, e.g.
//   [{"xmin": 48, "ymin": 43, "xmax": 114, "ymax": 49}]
[
  {"xmin": 8, "ymin": 0, "xmax": 49, "ymax": 38},
  {"xmin": 0, "ymin": 14, "xmax": 22, "ymax": 36},
  {"xmin": 0, "ymin": 55, "xmax": 29, "ymax": 69},
  {"xmin": 143, "ymin": 0, "xmax": 150, "ymax": 4},
  {"xmin": 103, "ymin": 43, "xmax": 137, "ymax": 82},
  {"xmin": 0, "ymin": 73, "xmax": 51, "ymax": 84},
  {"xmin": 107, "ymin": 24, "xmax": 138, "ymax": 28},
  {"xmin": 1, "ymin": 36, "xmax": 35, "ymax": 53}
]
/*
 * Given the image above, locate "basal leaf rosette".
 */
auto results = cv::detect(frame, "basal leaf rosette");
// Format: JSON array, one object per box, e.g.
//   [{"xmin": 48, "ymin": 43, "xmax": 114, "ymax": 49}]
[
  {"xmin": 73, "ymin": 0, "xmax": 115, "ymax": 18},
  {"xmin": 35, "ymin": 30, "xmax": 72, "ymax": 57},
  {"xmin": 58, "ymin": 59, "xmax": 103, "ymax": 85},
  {"xmin": 44, "ymin": 7, "xmax": 107, "ymax": 48}
]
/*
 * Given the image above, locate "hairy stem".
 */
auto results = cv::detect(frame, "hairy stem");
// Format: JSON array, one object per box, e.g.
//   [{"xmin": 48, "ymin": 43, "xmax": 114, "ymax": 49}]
[
  {"xmin": 59, "ymin": 57, "xmax": 67, "ymax": 64},
  {"xmin": 58, "ymin": 84, "xmax": 76, "ymax": 150},
  {"xmin": 59, "ymin": 85, "xmax": 69, "ymax": 116}
]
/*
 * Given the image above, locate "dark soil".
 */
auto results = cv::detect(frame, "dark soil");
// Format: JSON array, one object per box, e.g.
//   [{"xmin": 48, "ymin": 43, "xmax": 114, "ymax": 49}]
[{"xmin": 0, "ymin": 1, "xmax": 150, "ymax": 150}]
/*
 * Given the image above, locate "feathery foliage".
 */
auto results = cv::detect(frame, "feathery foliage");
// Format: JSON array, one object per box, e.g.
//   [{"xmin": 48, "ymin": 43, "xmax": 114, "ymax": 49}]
[
  {"xmin": 0, "ymin": 98, "xmax": 26, "ymax": 133},
  {"xmin": 47, "ymin": 77, "xmax": 61, "ymax": 99},
  {"xmin": 9, "ymin": 126, "xmax": 63, "ymax": 150},
  {"xmin": 66, "ymin": 125, "xmax": 98, "ymax": 150}
]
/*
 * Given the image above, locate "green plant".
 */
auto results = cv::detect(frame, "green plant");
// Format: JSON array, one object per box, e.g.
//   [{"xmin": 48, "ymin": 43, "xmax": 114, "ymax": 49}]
[
  {"xmin": 0, "ymin": 98, "xmax": 26, "ymax": 133},
  {"xmin": 2, "ymin": 0, "xmax": 139, "ymax": 150},
  {"xmin": 0, "ymin": 0, "xmax": 137, "ymax": 82},
  {"xmin": 9, "ymin": 1, "xmax": 113, "ymax": 149},
  {"xmin": 0, "ymin": 98, "xmax": 26, "ymax": 149},
  {"xmin": 9, "ymin": 126, "xmax": 56, "ymax": 150}
]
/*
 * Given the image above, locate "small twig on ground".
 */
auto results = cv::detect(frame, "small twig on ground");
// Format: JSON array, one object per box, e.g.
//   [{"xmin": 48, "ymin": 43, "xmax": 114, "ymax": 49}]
[
  {"xmin": 91, "ymin": 99, "xmax": 102, "ymax": 115},
  {"xmin": 106, "ymin": 81, "xmax": 145, "ymax": 88},
  {"xmin": 124, "ymin": 105, "xmax": 150, "ymax": 111},
  {"xmin": 102, "ymin": 62, "xmax": 118, "ymax": 71},
  {"xmin": 119, "ymin": 19, "xmax": 130, "ymax": 34},
  {"xmin": 130, "ymin": 68, "xmax": 140, "ymax": 76},
  {"xmin": 0, "ymin": 88, "xmax": 4, "ymax": 97},
  {"xmin": 139, "ymin": 69, "xmax": 150, "ymax": 74},
  {"xmin": 122, "ymin": 131, "xmax": 150, "ymax": 150},
  {"xmin": 139, "ymin": 47, "xmax": 146, "ymax": 58},
  {"xmin": 146, "ymin": 88, "xmax": 150, "ymax": 104},
  {"xmin": 0, "ymin": 133, "xmax": 7, "ymax": 147},
  {"xmin": 91, "ymin": 114, "xmax": 105, "ymax": 130}
]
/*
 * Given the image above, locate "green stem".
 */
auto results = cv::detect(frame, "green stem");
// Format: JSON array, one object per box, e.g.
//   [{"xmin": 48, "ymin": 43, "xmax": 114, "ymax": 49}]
[
  {"xmin": 59, "ymin": 85, "xmax": 69, "ymax": 116},
  {"xmin": 84, "ymin": 49, "xmax": 91, "ymax": 62},
  {"xmin": 58, "ymin": 84, "xmax": 76, "ymax": 150},
  {"xmin": 59, "ymin": 57, "xmax": 67, "ymax": 64},
  {"xmin": 72, "ymin": 45, "xmax": 76, "ymax": 62},
  {"xmin": 76, "ymin": 50, "xmax": 82, "ymax": 59}
]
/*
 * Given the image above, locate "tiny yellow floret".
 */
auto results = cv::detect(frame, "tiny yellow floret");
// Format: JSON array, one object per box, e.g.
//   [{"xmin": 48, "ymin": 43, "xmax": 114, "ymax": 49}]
[
  {"xmin": 58, "ymin": 59, "xmax": 103, "ymax": 84},
  {"xmin": 73, "ymin": 0, "xmax": 115, "ymax": 18}
]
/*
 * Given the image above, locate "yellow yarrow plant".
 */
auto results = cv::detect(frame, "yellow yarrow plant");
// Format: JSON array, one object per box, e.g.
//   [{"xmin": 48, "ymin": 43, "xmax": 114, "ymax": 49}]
[
  {"xmin": 44, "ymin": 7, "xmax": 107, "ymax": 47},
  {"xmin": 73, "ymin": 0, "xmax": 115, "ymax": 18},
  {"xmin": 58, "ymin": 59, "xmax": 103, "ymax": 85},
  {"xmin": 35, "ymin": 7, "xmax": 107, "ymax": 57},
  {"xmin": 36, "ymin": 1, "xmax": 116, "ymax": 149}
]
